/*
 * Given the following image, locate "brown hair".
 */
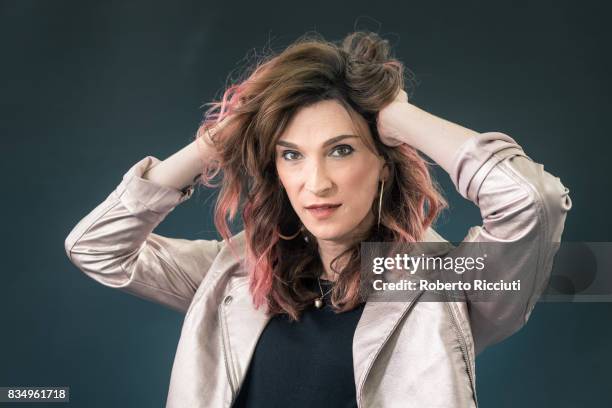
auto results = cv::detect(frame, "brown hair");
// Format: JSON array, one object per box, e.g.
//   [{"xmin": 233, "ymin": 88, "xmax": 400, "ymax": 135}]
[{"xmin": 196, "ymin": 31, "xmax": 447, "ymax": 320}]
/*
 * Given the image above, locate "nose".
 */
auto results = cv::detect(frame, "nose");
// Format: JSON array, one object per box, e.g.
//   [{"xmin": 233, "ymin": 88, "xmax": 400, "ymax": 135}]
[{"xmin": 304, "ymin": 160, "xmax": 333, "ymax": 195}]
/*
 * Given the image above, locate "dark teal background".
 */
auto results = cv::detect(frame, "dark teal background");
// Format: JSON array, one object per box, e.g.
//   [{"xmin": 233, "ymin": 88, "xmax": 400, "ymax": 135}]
[{"xmin": 1, "ymin": 0, "xmax": 610, "ymax": 406}]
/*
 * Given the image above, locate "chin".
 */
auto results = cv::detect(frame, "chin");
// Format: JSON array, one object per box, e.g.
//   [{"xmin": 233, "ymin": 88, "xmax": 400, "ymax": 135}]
[{"xmin": 308, "ymin": 225, "xmax": 355, "ymax": 242}]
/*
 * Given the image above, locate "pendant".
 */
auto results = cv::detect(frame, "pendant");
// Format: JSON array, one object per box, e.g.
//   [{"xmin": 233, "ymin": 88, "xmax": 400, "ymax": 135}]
[{"xmin": 314, "ymin": 298, "xmax": 323, "ymax": 309}]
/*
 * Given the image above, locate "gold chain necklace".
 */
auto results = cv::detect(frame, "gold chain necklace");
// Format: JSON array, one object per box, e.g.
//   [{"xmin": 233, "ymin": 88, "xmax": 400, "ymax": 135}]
[{"xmin": 314, "ymin": 276, "xmax": 334, "ymax": 309}]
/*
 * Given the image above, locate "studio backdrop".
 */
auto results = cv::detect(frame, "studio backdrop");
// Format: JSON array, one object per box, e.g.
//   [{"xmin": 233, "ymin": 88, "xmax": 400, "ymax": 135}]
[{"xmin": 1, "ymin": 1, "xmax": 610, "ymax": 407}]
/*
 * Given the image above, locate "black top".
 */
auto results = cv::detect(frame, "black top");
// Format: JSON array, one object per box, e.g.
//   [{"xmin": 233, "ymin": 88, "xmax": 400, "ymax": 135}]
[{"xmin": 232, "ymin": 278, "xmax": 366, "ymax": 408}]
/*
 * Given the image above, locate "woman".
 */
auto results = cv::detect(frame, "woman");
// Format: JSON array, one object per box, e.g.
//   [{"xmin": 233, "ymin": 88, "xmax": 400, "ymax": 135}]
[{"xmin": 64, "ymin": 31, "xmax": 572, "ymax": 407}]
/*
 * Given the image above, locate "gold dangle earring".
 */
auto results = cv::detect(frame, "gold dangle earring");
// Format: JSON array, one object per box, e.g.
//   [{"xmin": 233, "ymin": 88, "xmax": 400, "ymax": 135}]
[
  {"xmin": 277, "ymin": 183, "xmax": 303, "ymax": 240},
  {"xmin": 278, "ymin": 225, "xmax": 303, "ymax": 240},
  {"xmin": 377, "ymin": 179, "xmax": 385, "ymax": 229}
]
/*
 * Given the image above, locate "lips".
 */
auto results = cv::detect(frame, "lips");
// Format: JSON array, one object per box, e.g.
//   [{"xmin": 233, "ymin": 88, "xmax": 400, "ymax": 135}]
[
  {"xmin": 305, "ymin": 204, "xmax": 341, "ymax": 219},
  {"xmin": 304, "ymin": 203, "xmax": 341, "ymax": 209}
]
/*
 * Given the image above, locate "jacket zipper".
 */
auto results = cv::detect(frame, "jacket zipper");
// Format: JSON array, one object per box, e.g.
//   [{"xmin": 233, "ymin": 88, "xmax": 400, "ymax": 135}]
[{"xmin": 218, "ymin": 302, "xmax": 237, "ymax": 404}]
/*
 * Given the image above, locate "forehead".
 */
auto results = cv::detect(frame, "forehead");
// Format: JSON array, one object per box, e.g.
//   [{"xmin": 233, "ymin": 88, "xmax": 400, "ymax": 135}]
[{"xmin": 278, "ymin": 99, "xmax": 369, "ymax": 144}]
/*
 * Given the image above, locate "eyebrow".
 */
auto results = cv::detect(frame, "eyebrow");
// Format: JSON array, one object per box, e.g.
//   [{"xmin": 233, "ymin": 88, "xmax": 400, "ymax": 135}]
[{"xmin": 276, "ymin": 134, "xmax": 359, "ymax": 149}]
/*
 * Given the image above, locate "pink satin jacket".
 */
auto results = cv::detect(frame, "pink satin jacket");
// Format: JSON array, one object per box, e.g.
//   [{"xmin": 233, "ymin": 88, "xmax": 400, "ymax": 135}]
[{"xmin": 64, "ymin": 132, "xmax": 572, "ymax": 407}]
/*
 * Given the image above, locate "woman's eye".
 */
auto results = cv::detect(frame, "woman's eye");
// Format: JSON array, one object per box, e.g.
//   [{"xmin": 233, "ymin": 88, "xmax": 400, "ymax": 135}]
[
  {"xmin": 281, "ymin": 150, "xmax": 302, "ymax": 161},
  {"xmin": 330, "ymin": 145, "xmax": 354, "ymax": 157}
]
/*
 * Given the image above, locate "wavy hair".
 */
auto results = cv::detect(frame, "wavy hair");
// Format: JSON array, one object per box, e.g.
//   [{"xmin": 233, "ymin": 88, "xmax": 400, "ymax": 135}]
[{"xmin": 194, "ymin": 31, "xmax": 447, "ymax": 321}]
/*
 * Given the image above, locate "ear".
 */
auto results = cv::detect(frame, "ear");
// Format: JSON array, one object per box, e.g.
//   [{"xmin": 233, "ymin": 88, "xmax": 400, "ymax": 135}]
[{"xmin": 380, "ymin": 160, "xmax": 390, "ymax": 182}]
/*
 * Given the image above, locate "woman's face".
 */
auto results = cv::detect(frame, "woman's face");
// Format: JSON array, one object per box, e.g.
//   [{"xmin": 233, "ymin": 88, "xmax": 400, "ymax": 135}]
[{"xmin": 275, "ymin": 99, "xmax": 388, "ymax": 244}]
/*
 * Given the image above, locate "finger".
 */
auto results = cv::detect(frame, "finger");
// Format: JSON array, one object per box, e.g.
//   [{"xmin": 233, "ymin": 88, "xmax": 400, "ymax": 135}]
[{"xmin": 382, "ymin": 137, "xmax": 403, "ymax": 147}]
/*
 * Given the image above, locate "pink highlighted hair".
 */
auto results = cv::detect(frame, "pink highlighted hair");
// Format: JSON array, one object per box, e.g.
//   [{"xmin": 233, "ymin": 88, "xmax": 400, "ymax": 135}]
[{"xmin": 194, "ymin": 31, "xmax": 447, "ymax": 321}]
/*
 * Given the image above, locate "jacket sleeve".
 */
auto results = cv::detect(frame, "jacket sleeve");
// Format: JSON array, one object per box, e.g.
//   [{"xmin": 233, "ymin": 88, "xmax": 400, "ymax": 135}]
[
  {"xmin": 64, "ymin": 156, "xmax": 224, "ymax": 313},
  {"xmin": 448, "ymin": 132, "xmax": 572, "ymax": 355}
]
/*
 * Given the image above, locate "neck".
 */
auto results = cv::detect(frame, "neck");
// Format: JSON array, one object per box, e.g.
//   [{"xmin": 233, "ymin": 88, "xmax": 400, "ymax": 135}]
[
  {"xmin": 310, "ymin": 209, "xmax": 377, "ymax": 281},
  {"xmin": 316, "ymin": 211, "xmax": 376, "ymax": 281},
  {"xmin": 317, "ymin": 240, "xmax": 349, "ymax": 282}
]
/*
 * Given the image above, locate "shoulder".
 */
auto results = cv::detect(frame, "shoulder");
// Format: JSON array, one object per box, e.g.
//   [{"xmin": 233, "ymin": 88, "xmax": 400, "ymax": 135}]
[
  {"xmin": 212, "ymin": 230, "xmax": 249, "ymax": 278},
  {"xmin": 421, "ymin": 226, "xmax": 456, "ymax": 256},
  {"xmin": 191, "ymin": 230, "xmax": 249, "ymax": 301}
]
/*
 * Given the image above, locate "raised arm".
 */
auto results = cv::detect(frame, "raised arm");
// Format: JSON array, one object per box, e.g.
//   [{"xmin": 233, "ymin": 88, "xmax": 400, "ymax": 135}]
[
  {"xmin": 377, "ymin": 93, "xmax": 572, "ymax": 355},
  {"xmin": 141, "ymin": 126, "xmax": 218, "ymax": 190},
  {"xmin": 64, "ymin": 127, "xmax": 225, "ymax": 313}
]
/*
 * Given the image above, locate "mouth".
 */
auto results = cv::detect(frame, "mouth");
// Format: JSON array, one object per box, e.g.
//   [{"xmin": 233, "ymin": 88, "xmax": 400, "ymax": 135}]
[{"xmin": 305, "ymin": 204, "xmax": 342, "ymax": 219}]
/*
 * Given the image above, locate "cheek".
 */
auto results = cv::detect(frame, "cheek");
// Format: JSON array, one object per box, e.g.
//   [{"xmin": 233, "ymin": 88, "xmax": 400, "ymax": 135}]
[
  {"xmin": 276, "ymin": 165, "xmax": 290, "ymax": 189},
  {"xmin": 277, "ymin": 169, "xmax": 300, "ymax": 205},
  {"xmin": 338, "ymin": 166, "xmax": 379, "ymax": 210}
]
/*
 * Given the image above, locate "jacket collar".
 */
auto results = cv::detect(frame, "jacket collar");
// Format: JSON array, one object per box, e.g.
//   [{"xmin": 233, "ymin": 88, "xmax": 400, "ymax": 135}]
[
  {"xmin": 352, "ymin": 290, "xmax": 426, "ymax": 405},
  {"xmin": 223, "ymin": 227, "xmax": 453, "ymax": 403},
  {"xmin": 226, "ymin": 282, "xmax": 426, "ymax": 404}
]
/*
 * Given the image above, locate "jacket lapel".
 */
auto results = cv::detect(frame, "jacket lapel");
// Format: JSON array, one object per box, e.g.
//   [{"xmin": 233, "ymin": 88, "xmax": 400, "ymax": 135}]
[
  {"xmin": 222, "ymin": 227, "xmax": 453, "ymax": 402},
  {"xmin": 352, "ymin": 291, "xmax": 425, "ymax": 405},
  {"xmin": 224, "ymin": 280, "xmax": 425, "ymax": 404},
  {"xmin": 222, "ymin": 280, "xmax": 271, "ymax": 393},
  {"xmin": 352, "ymin": 227, "xmax": 454, "ymax": 403}
]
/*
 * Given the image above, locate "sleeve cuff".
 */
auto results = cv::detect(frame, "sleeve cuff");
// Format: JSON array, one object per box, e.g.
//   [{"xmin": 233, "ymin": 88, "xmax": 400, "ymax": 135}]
[
  {"xmin": 450, "ymin": 131, "xmax": 530, "ymax": 203},
  {"xmin": 114, "ymin": 156, "xmax": 195, "ymax": 221}
]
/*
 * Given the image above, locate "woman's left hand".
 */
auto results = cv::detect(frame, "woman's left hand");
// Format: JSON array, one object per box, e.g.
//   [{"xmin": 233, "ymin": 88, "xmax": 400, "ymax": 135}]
[{"xmin": 377, "ymin": 89, "xmax": 409, "ymax": 147}]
